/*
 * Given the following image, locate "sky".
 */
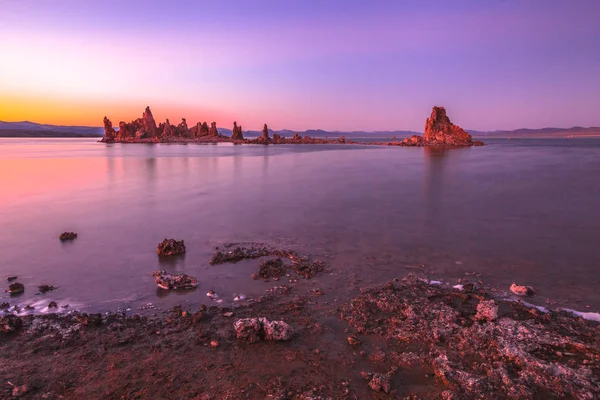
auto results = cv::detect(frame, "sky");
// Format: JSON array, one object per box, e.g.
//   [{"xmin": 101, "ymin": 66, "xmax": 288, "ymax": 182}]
[{"xmin": 0, "ymin": 0, "xmax": 599, "ymax": 132}]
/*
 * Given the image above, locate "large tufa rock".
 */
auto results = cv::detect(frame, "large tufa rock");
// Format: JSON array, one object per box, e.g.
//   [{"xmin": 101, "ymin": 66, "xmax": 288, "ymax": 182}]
[
  {"xmin": 261, "ymin": 124, "xmax": 270, "ymax": 141},
  {"xmin": 177, "ymin": 118, "xmax": 189, "ymax": 137},
  {"xmin": 234, "ymin": 318, "xmax": 294, "ymax": 342},
  {"xmin": 423, "ymin": 106, "xmax": 473, "ymax": 146},
  {"xmin": 152, "ymin": 269, "xmax": 198, "ymax": 290},
  {"xmin": 231, "ymin": 121, "xmax": 244, "ymax": 140},
  {"xmin": 142, "ymin": 106, "xmax": 158, "ymax": 138},
  {"xmin": 208, "ymin": 122, "xmax": 219, "ymax": 137},
  {"xmin": 102, "ymin": 117, "xmax": 116, "ymax": 142},
  {"xmin": 475, "ymin": 299, "xmax": 498, "ymax": 322}
]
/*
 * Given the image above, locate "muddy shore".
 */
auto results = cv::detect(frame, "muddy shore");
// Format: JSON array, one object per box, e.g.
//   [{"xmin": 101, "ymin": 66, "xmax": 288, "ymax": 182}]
[{"xmin": 2, "ymin": 262, "xmax": 598, "ymax": 399}]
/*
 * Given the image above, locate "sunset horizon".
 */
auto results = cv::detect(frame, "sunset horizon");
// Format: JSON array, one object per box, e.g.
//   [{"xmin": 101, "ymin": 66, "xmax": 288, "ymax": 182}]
[{"xmin": 1, "ymin": 0, "xmax": 599, "ymax": 131}]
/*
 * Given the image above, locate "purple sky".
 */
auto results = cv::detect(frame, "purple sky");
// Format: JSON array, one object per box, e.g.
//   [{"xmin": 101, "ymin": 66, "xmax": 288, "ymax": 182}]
[{"xmin": 1, "ymin": 0, "xmax": 599, "ymax": 131}]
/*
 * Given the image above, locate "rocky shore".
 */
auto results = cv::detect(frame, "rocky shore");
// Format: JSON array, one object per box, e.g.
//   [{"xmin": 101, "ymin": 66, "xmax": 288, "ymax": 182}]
[
  {"xmin": 100, "ymin": 106, "xmax": 483, "ymax": 147},
  {"xmin": 2, "ymin": 268, "xmax": 598, "ymax": 399}
]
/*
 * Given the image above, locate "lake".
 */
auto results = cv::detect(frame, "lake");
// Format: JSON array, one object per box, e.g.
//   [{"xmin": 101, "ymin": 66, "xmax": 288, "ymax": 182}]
[{"xmin": 1, "ymin": 138, "xmax": 599, "ymax": 313}]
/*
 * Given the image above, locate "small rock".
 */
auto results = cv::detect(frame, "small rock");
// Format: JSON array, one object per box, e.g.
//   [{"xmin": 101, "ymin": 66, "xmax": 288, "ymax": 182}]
[
  {"xmin": 223, "ymin": 312, "xmax": 234, "ymax": 317},
  {"xmin": 347, "ymin": 335, "xmax": 361, "ymax": 346},
  {"xmin": 510, "ymin": 283, "xmax": 535, "ymax": 296},
  {"xmin": 362, "ymin": 372, "xmax": 390, "ymax": 393},
  {"xmin": 8, "ymin": 282, "xmax": 24, "ymax": 295},
  {"xmin": 233, "ymin": 318, "xmax": 293, "ymax": 342},
  {"xmin": 24, "ymin": 305, "xmax": 34, "ymax": 311},
  {"xmin": 210, "ymin": 340, "xmax": 219, "ymax": 348},
  {"xmin": 156, "ymin": 238, "xmax": 186, "ymax": 256},
  {"xmin": 59, "ymin": 232, "xmax": 77, "ymax": 241},
  {"xmin": 151, "ymin": 269, "xmax": 198, "ymax": 290},
  {"xmin": 0, "ymin": 302, "xmax": 10, "ymax": 310},
  {"xmin": 38, "ymin": 284, "xmax": 57, "ymax": 293},
  {"xmin": 48, "ymin": 301, "xmax": 58, "ymax": 308},
  {"xmin": 12, "ymin": 384, "xmax": 29, "ymax": 397},
  {"xmin": 475, "ymin": 299, "xmax": 498, "ymax": 322},
  {"xmin": 7, "ymin": 276, "xmax": 17, "ymax": 282},
  {"xmin": 233, "ymin": 318, "xmax": 263, "ymax": 343}
]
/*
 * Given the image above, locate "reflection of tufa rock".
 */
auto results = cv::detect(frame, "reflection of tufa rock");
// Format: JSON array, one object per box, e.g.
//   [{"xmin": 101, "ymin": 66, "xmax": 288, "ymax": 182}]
[
  {"xmin": 152, "ymin": 269, "xmax": 198, "ymax": 290},
  {"xmin": 510, "ymin": 283, "xmax": 535, "ymax": 296}
]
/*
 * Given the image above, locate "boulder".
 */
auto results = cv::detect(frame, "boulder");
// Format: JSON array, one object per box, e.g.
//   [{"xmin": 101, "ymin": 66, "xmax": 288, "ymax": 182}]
[
  {"xmin": 8, "ymin": 282, "xmax": 24, "ymax": 295},
  {"xmin": 234, "ymin": 318, "xmax": 293, "ymax": 342},
  {"xmin": 59, "ymin": 232, "xmax": 77, "ymax": 241},
  {"xmin": 156, "ymin": 238, "xmax": 186, "ymax": 256},
  {"xmin": 152, "ymin": 269, "xmax": 198, "ymax": 290}
]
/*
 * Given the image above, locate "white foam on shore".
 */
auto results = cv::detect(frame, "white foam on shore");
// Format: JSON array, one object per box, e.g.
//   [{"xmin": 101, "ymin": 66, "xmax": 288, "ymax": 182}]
[
  {"xmin": 4, "ymin": 299, "xmax": 83, "ymax": 316},
  {"xmin": 453, "ymin": 284, "xmax": 464, "ymax": 291},
  {"xmin": 429, "ymin": 280, "xmax": 443, "ymax": 285},
  {"xmin": 559, "ymin": 308, "xmax": 600, "ymax": 322}
]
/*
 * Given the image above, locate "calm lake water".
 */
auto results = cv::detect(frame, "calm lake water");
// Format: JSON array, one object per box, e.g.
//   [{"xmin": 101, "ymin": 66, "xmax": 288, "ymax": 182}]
[{"xmin": 1, "ymin": 138, "xmax": 599, "ymax": 313}]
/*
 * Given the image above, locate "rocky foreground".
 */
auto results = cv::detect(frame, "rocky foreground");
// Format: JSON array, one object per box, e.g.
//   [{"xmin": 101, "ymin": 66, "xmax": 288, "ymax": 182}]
[
  {"xmin": 2, "ymin": 273, "xmax": 598, "ymax": 399},
  {"xmin": 100, "ymin": 106, "xmax": 483, "ymax": 147}
]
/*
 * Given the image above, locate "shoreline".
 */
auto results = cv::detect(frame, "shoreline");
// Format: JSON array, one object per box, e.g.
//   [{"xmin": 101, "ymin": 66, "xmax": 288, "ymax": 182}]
[{"xmin": 3, "ymin": 269, "xmax": 599, "ymax": 398}]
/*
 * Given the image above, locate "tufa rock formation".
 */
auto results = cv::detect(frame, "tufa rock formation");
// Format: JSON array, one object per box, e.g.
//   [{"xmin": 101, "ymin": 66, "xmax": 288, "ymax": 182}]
[
  {"xmin": 141, "ymin": 106, "xmax": 157, "ymax": 138},
  {"xmin": 231, "ymin": 121, "xmax": 244, "ymax": 140},
  {"xmin": 423, "ymin": 106, "xmax": 473, "ymax": 145},
  {"xmin": 102, "ymin": 117, "xmax": 116, "ymax": 143},
  {"xmin": 208, "ymin": 122, "xmax": 219, "ymax": 137},
  {"xmin": 262, "ymin": 124, "xmax": 270, "ymax": 140},
  {"xmin": 391, "ymin": 106, "xmax": 484, "ymax": 147}
]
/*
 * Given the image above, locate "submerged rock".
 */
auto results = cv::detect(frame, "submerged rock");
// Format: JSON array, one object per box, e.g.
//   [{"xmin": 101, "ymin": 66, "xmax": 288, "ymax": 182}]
[
  {"xmin": 156, "ymin": 238, "xmax": 186, "ymax": 256},
  {"xmin": 510, "ymin": 283, "xmax": 535, "ymax": 296},
  {"xmin": 151, "ymin": 269, "xmax": 198, "ymax": 290},
  {"xmin": 59, "ymin": 232, "xmax": 77, "ymax": 241},
  {"xmin": 254, "ymin": 258, "xmax": 286, "ymax": 280},
  {"xmin": 48, "ymin": 301, "xmax": 58, "ymax": 309},
  {"xmin": 7, "ymin": 276, "xmax": 17, "ymax": 282},
  {"xmin": 8, "ymin": 282, "xmax": 24, "ymax": 295},
  {"xmin": 38, "ymin": 285, "xmax": 57, "ymax": 293},
  {"xmin": 233, "ymin": 317, "xmax": 293, "ymax": 342},
  {"xmin": 361, "ymin": 372, "xmax": 391, "ymax": 393}
]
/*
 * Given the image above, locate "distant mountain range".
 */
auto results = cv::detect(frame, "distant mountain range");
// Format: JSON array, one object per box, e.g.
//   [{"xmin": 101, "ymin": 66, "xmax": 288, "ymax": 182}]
[{"xmin": 1, "ymin": 120, "xmax": 599, "ymax": 139}]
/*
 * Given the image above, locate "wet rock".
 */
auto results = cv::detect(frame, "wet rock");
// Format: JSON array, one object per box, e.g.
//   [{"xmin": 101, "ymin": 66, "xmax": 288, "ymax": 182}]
[
  {"xmin": 8, "ymin": 276, "xmax": 18, "ymax": 282},
  {"xmin": 233, "ymin": 318, "xmax": 263, "ymax": 343},
  {"xmin": 59, "ymin": 232, "xmax": 77, "ymax": 241},
  {"xmin": 475, "ymin": 299, "xmax": 498, "ymax": 322},
  {"xmin": 156, "ymin": 238, "xmax": 186, "ymax": 256},
  {"xmin": 25, "ymin": 305, "xmax": 35, "ymax": 311},
  {"xmin": 0, "ymin": 302, "xmax": 9, "ymax": 310},
  {"xmin": 1, "ymin": 314, "xmax": 22, "ymax": 333},
  {"xmin": 151, "ymin": 269, "xmax": 198, "ymax": 290},
  {"xmin": 361, "ymin": 372, "xmax": 390, "ymax": 393},
  {"xmin": 231, "ymin": 121, "xmax": 244, "ymax": 140},
  {"xmin": 255, "ymin": 258, "xmax": 286, "ymax": 280},
  {"xmin": 8, "ymin": 282, "xmax": 24, "ymax": 295},
  {"xmin": 48, "ymin": 301, "xmax": 58, "ymax": 308},
  {"xmin": 510, "ymin": 283, "xmax": 535, "ymax": 296},
  {"xmin": 38, "ymin": 285, "xmax": 57, "ymax": 293},
  {"xmin": 234, "ymin": 318, "xmax": 293, "ymax": 342},
  {"xmin": 262, "ymin": 319, "xmax": 294, "ymax": 341}
]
